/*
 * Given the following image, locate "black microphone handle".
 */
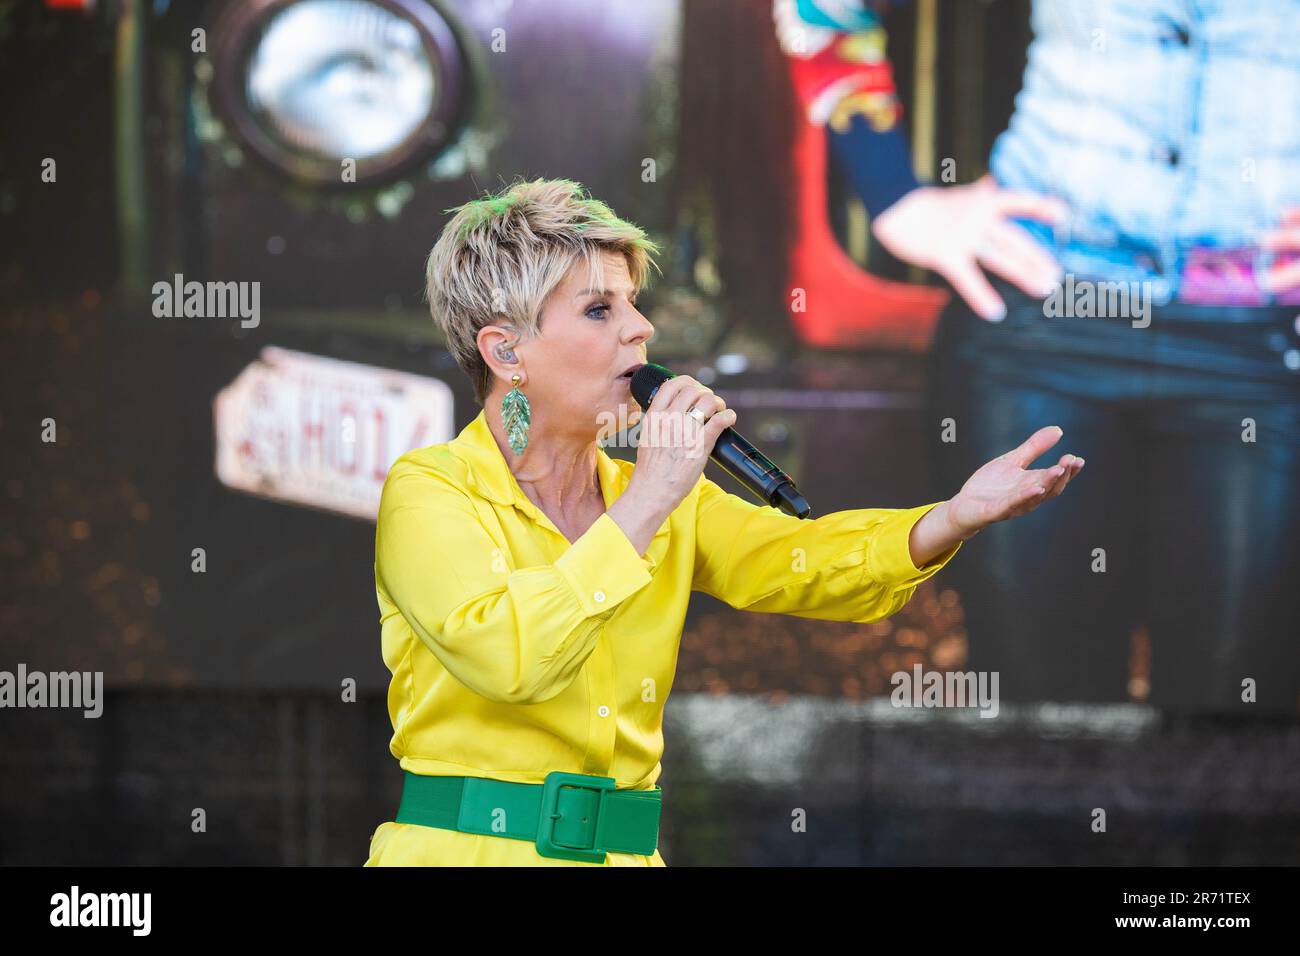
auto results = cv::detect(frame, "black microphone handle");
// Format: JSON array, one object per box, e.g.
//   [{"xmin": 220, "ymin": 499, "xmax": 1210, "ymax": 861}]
[{"xmin": 711, "ymin": 426, "xmax": 812, "ymax": 519}]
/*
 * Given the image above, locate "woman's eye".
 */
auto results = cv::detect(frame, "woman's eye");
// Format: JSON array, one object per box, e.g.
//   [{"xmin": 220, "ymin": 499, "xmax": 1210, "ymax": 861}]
[{"xmin": 586, "ymin": 304, "xmax": 610, "ymax": 320}]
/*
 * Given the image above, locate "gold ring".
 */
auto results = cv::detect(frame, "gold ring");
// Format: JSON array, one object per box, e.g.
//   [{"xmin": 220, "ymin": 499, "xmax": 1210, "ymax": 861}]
[{"xmin": 687, "ymin": 405, "xmax": 707, "ymax": 424}]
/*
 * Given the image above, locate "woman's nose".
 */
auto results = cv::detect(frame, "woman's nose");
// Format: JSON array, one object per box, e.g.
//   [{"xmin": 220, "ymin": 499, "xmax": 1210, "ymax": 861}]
[{"xmin": 625, "ymin": 308, "xmax": 655, "ymax": 344}]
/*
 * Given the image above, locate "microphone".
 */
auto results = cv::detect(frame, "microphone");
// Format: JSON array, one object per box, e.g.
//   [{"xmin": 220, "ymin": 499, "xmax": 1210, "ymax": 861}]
[{"xmin": 630, "ymin": 363, "xmax": 812, "ymax": 519}]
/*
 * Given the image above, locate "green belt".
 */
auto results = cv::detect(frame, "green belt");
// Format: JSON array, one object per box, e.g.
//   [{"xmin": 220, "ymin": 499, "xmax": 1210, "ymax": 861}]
[{"xmin": 394, "ymin": 770, "xmax": 662, "ymax": 863}]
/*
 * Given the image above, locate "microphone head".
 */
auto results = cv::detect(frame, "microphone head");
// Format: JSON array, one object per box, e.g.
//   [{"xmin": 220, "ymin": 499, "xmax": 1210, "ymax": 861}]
[{"xmin": 630, "ymin": 362, "xmax": 674, "ymax": 411}]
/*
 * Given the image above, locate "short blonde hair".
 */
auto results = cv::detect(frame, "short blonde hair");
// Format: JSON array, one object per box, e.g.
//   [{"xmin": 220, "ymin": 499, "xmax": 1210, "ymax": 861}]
[{"xmin": 425, "ymin": 178, "xmax": 661, "ymax": 405}]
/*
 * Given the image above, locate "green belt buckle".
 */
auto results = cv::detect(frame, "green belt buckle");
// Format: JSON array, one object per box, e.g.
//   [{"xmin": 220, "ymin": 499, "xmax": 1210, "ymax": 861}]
[{"xmin": 535, "ymin": 771, "xmax": 616, "ymax": 863}]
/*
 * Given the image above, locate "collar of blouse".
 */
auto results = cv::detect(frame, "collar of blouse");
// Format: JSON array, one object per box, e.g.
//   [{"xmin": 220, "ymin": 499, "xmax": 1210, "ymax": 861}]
[{"xmin": 447, "ymin": 409, "xmax": 672, "ymax": 554}]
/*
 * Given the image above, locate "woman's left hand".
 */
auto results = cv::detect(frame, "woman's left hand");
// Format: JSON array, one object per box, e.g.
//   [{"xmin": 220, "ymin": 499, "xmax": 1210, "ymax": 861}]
[
  {"xmin": 947, "ymin": 426, "xmax": 1084, "ymax": 538},
  {"xmin": 907, "ymin": 426, "xmax": 1084, "ymax": 569}
]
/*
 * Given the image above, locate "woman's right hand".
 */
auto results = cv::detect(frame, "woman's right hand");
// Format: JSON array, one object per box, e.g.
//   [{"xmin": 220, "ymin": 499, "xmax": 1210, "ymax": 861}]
[
  {"xmin": 609, "ymin": 375, "xmax": 735, "ymax": 553},
  {"xmin": 631, "ymin": 374, "xmax": 735, "ymax": 511}
]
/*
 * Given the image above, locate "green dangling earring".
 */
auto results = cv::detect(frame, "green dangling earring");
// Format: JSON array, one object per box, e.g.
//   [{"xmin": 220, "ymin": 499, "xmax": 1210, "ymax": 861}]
[{"xmin": 501, "ymin": 373, "xmax": 531, "ymax": 455}]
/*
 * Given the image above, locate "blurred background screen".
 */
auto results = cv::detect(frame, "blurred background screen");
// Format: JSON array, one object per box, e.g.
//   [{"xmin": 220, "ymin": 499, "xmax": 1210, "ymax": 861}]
[{"xmin": 1, "ymin": 0, "xmax": 1297, "ymax": 866}]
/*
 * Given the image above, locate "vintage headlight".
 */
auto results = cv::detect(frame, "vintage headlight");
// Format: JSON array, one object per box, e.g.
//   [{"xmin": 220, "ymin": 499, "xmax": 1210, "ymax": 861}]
[{"xmin": 211, "ymin": 0, "xmax": 463, "ymax": 185}]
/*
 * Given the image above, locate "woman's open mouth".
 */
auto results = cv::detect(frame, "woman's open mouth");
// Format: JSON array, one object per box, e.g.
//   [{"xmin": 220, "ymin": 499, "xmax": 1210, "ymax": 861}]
[{"xmin": 616, "ymin": 363, "xmax": 643, "ymax": 381}]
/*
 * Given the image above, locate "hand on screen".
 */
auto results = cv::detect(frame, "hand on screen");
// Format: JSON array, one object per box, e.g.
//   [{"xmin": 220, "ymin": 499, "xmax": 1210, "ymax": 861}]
[
  {"xmin": 1260, "ymin": 206, "xmax": 1300, "ymax": 295},
  {"xmin": 872, "ymin": 175, "xmax": 1067, "ymax": 322}
]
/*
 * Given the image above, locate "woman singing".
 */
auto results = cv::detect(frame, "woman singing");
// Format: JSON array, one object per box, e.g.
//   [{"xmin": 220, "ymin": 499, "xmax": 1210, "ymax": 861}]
[{"xmin": 363, "ymin": 178, "xmax": 1083, "ymax": 866}]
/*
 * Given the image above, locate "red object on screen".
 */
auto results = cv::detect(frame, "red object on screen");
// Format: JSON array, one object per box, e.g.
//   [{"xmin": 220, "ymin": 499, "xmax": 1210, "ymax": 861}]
[
  {"xmin": 788, "ymin": 115, "xmax": 948, "ymax": 350},
  {"xmin": 783, "ymin": 31, "xmax": 948, "ymax": 350},
  {"xmin": 45, "ymin": 0, "xmax": 95, "ymax": 9}
]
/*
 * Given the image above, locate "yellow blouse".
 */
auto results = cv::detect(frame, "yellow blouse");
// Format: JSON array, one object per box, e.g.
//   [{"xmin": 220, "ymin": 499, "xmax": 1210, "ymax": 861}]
[{"xmin": 373, "ymin": 407, "xmax": 963, "ymax": 802}]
